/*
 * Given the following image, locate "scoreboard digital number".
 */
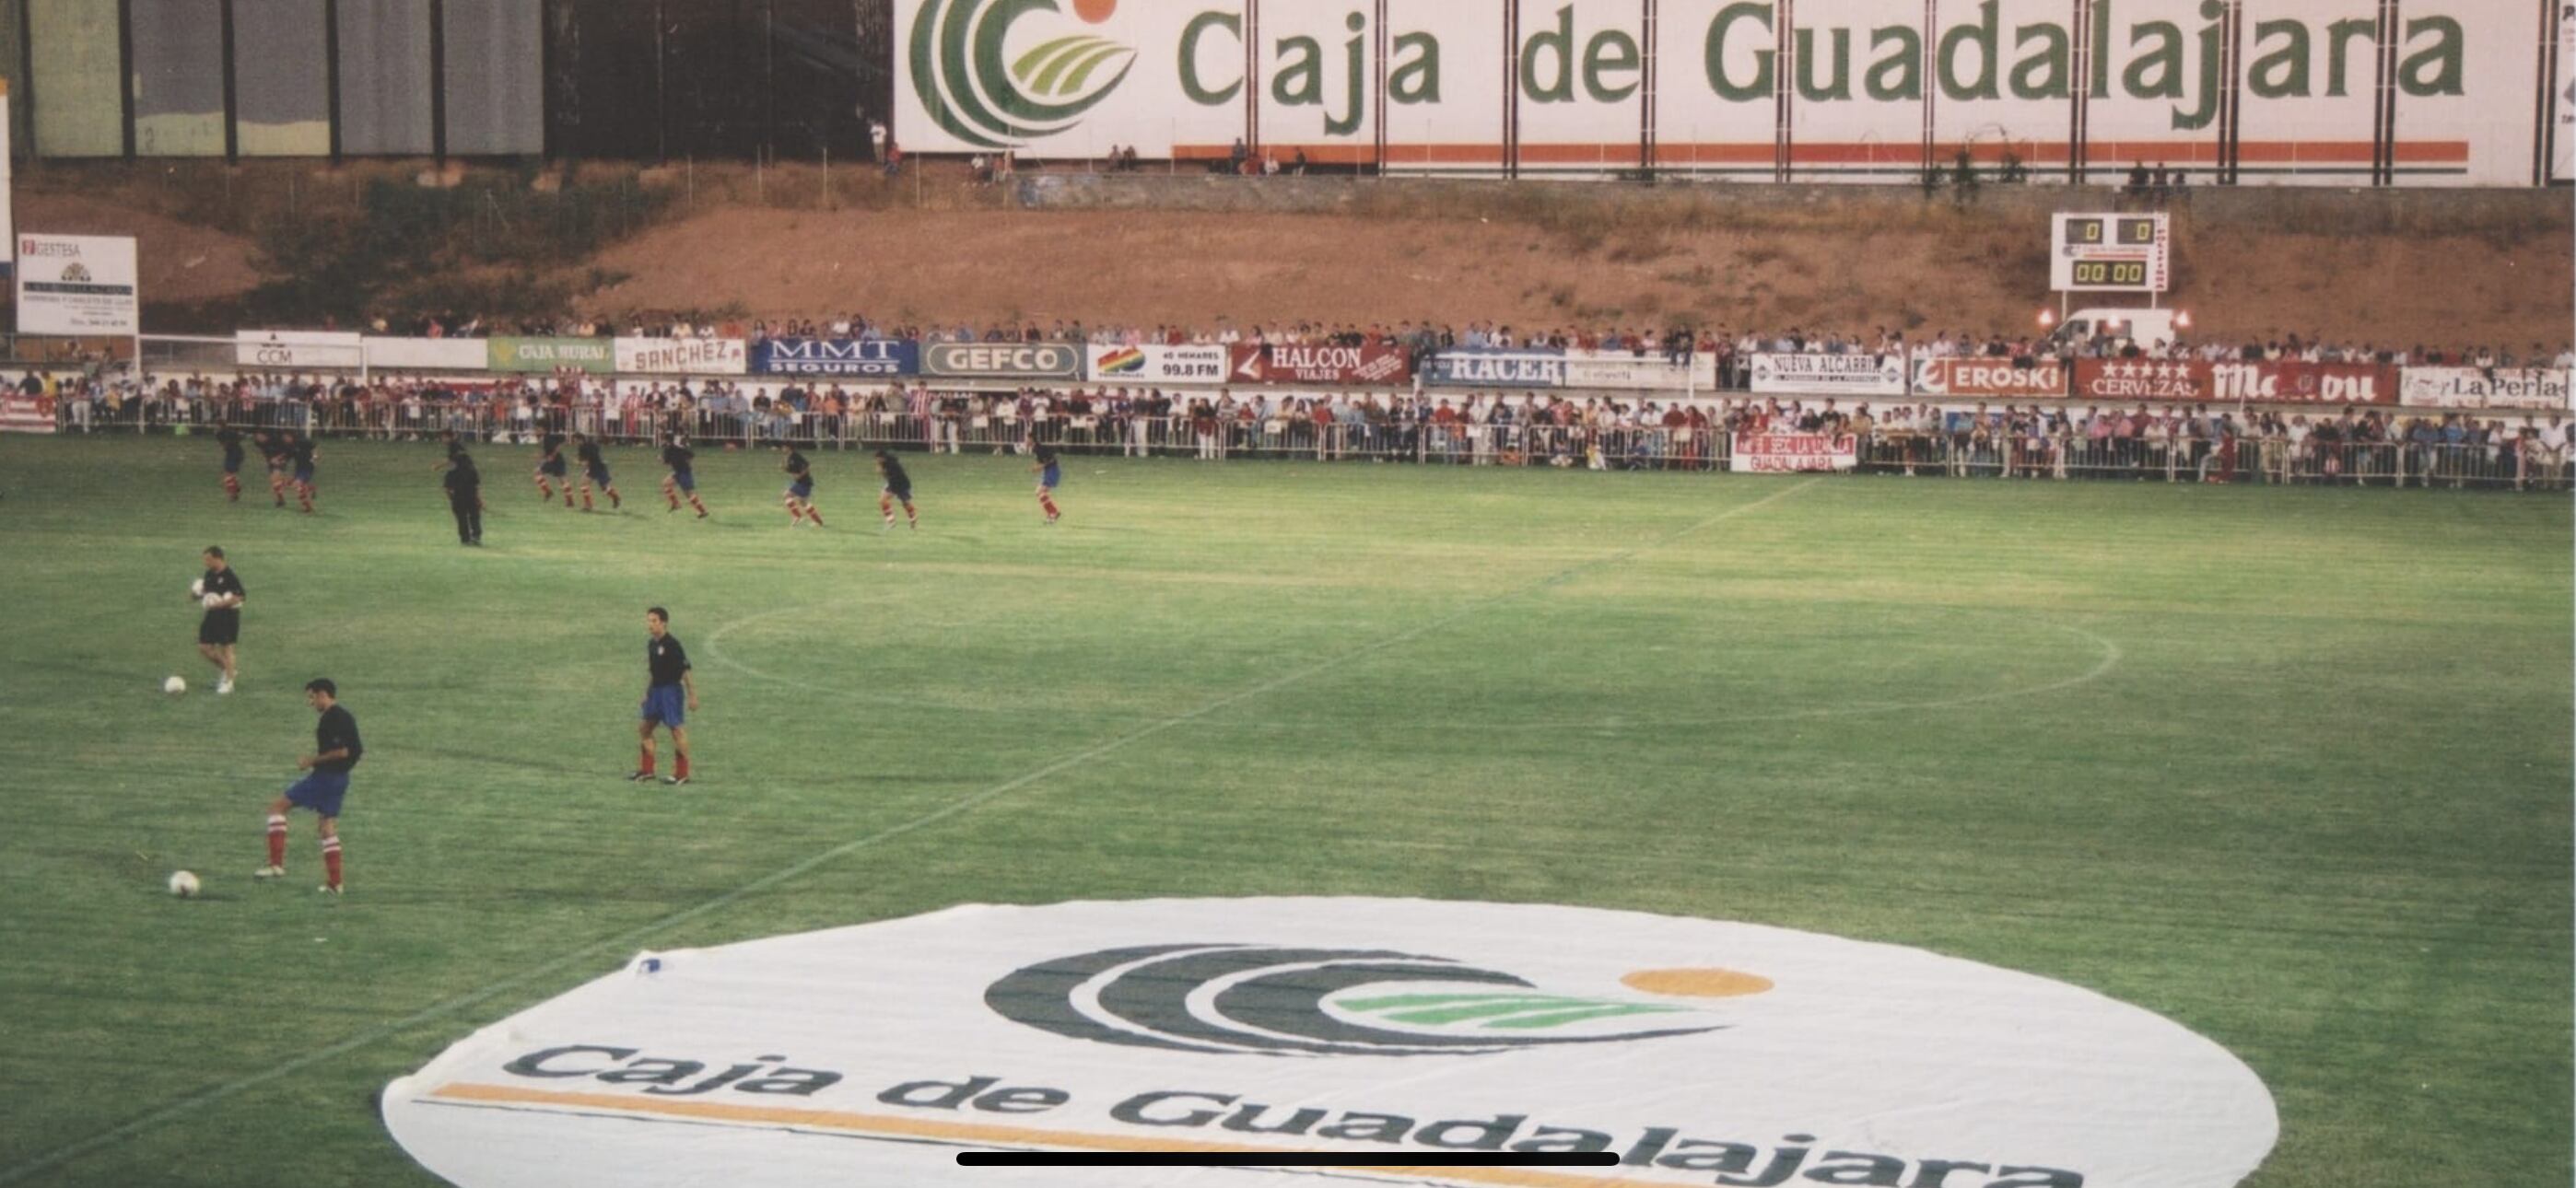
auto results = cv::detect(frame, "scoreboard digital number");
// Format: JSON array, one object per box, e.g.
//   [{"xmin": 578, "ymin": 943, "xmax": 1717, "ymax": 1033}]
[{"xmin": 2050, "ymin": 213, "xmax": 2168, "ymax": 293}]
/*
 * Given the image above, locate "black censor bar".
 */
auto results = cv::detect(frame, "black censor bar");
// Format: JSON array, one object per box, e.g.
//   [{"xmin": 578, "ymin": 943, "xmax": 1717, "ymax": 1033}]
[{"xmin": 958, "ymin": 1151, "xmax": 1620, "ymax": 1167}]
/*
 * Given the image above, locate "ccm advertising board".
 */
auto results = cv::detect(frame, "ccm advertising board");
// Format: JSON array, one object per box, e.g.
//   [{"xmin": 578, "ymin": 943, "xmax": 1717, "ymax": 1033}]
[
  {"xmin": 385, "ymin": 899, "xmax": 2277, "ymax": 1188},
  {"xmin": 17, "ymin": 235, "xmax": 137, "ymax": 335},
  {"xmin": 896, "ymin": 0, "xmax": 2542, "ymax": 184}
]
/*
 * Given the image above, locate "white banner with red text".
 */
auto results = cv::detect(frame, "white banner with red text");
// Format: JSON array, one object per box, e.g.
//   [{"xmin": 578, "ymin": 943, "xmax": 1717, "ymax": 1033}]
[
  {"xmin": 614, "ymin": 337, "xmax": 750, "ymax": 376},
  {"xmin": 1730, "ymin": 433, "xmax": 1858, "ymax": 472},
  {"xmin": 0, "ymin": 393, "xmax": 55, "ymax": 433}
]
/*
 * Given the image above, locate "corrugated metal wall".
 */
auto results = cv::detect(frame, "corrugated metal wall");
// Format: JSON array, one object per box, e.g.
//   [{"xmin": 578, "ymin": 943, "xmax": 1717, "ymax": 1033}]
[
  {"xmin": 235, "ymin": 0, "xmax": 331, "ymax": 155},
  {"xmin": 338, "ymin": 0, "xmax": 435, "ymax": 155},
  {"xmin": 442, "ymin": 0, "xmax": 540, "ymax": 154},
  {"xmin": 131, "ymin": 0, "xmax": 226, "ymax": 156},
  {"xmin": 7, "ymin": 0, "xmax": 877, "ymax": 162},
  {"xmin": 28, "ymin": 0, "xmax": 121, "ymax": 156}
]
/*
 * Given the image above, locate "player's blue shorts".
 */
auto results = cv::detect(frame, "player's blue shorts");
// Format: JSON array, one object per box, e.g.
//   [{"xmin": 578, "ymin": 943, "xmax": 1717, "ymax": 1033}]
[
  {"xmin": 293, "ymin": 464, "xmax": 315, "ymax": 483},
  {"xmin": 586, "ymin": 464, "xmax": 611, "ymax": 484},
  {"xmin": 787, "ymin": 479, "xmax": 814, "ymax": 500},
  {"xmin": 541, "ymin": 458, "xmax": 568, "ymax": 476},
  {"xmin": 672, "ymin": 471, "xmax": 696, "ymax": 492},
  {"xmin": 223, "ymin": 456, "xmax": 242, "ymax": 474},
  {"xmin": 285, "ymin": 770, "xmax": 350, "ymax": 818},
  {"xmin": 641, "ymin": 683, "xmax": 686, "ymax": 726},
  {"xmin": 1039, "ymin": 466, "xmax": 1061, "ymax": 488},
  {"xmin": 884, "ymin": 483, "xmax": 912, "ymax": 502}
]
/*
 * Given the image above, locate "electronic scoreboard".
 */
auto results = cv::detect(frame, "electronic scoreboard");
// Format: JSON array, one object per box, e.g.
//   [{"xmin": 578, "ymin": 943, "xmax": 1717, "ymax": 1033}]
[{"xmin": 2049, "ymin": 213, "xmax": 2169, "ymax": 294}]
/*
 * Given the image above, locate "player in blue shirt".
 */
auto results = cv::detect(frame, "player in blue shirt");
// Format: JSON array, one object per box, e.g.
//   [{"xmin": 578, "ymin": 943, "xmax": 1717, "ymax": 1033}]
[
  {"xmin": 256, "ymin": 678, "xmax": 362, "ymax": 894},
  {"xmin": 1031, "ymin": 439, "xmax": 1061, "ymax": 524}
]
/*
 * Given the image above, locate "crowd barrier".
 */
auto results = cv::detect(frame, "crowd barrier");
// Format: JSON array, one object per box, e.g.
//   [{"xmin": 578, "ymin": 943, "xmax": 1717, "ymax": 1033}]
[
  {"xmin": 89, "ymin": 334, "xmax": 2576, "ymax": 414},
  {"xmin": 39, "ymin": 395, "xmax": 2570, "ymax": 491}
]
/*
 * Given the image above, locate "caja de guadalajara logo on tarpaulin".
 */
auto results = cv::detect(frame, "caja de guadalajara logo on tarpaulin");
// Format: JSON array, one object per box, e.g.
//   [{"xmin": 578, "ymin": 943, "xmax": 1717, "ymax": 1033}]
[{"xmin": 382, "ymin": 898, "xmax": 2278, "ymax": 1188}]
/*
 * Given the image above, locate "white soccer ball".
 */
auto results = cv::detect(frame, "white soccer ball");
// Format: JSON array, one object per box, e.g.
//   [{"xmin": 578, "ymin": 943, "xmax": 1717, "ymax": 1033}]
[
  {"xmin": 190, "ymin": 577, "xmax": 205, "ymax": 599},
  {"xmin": 168, "ymin": 870, "xmax": 202, "ymax": 898},
  {"xmin": 202, "ymin": 593, "xmax": 223, "ymax": 609},
  {"xmin": 163, "ymin": 675, "xmax": 187, "ymax": 695}
]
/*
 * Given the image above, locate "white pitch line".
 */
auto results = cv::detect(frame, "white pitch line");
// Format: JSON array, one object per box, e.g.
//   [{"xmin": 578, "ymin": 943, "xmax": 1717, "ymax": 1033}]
[{"xmin": 0, "ymin": 476, "xmax": 1819, "ymax": 1186}]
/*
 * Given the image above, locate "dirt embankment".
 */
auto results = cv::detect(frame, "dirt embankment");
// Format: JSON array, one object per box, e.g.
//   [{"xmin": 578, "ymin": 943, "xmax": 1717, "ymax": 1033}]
[
  {"xmin": 575, "ymin": 199, "xmax": 2572, "ymax": 350},
  {"xmin": 20, "ymin": 158, "xmax": 2568, "ymax": 349}
]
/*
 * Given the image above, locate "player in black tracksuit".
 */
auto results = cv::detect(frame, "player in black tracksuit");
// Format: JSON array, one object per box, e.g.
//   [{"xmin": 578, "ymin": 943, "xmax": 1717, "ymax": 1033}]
[{"xmin": 443, "ymin": 450, "xmax": 484, "ymax": 545}]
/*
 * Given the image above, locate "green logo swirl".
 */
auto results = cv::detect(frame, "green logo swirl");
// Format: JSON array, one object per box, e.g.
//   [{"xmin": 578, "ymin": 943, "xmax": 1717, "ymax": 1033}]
[{"xmin": 909, "ymin": 0, "xmax": 1136, "ymax": 148}]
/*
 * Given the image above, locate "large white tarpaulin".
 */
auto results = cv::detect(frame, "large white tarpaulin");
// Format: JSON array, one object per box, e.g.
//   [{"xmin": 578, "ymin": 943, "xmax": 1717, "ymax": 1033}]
[{"xmin": 385, "ymin": 898, "xmax": 2277, "ymax": 1188}]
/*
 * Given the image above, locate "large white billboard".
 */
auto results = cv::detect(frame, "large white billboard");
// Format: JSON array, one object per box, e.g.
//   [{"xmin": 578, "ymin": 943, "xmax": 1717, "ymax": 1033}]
[
  {"xmin": 892, "ymin": 0, "xmax": 2546, "ymax": 185},
  {"xmin": 17, "ymin": 233, "xmax": 136, "ymax": 336}
]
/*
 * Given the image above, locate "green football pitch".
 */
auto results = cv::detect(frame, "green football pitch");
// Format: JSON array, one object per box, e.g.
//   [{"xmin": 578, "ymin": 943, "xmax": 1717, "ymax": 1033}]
[{"xmin": 0, "ymin": 435, "xmax": 2566, "ymax": 1187}]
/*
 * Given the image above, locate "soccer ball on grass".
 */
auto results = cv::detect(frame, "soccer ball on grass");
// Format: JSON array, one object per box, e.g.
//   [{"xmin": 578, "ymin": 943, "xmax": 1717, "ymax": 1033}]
[
  {"xmin": 168, "ymin": 870, "xmax": 202, "ymax": 898},
  {"xmin": 163, "ymin": 676, "xmax": 187, "ymax": 695}
]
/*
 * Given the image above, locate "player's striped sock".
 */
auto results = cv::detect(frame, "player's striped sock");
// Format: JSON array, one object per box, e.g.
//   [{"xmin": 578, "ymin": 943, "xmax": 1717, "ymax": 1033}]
[
  {"xmin": 223, "ymin": 475, "xmax": 240, "ymax": 500},
  {"xmin": 537, "ymin": 480, "xmax": 552, "ymax": 499},
  {"xmin": 638, "ymin": 746, "xmax": 656, "ymax": 776},
  {"xmin": 674, "ymin": 754, "xmax": 690, "ymax": 780},
  {"xmin": 806, "ymin": 507, "xmax": 825, "ymax": 526},
  {"xmin": 581, "ymin": 488, "xmax": 594, "ymax": 510},
  {"xmin": 1039, "ymin": 495, "xmax": 1060, "ymax": 518},
  {"xmin": 322, "ymin": 837, "xmax": 343, "ymax": 891},
  {"xmin": 265, "ymin": 814, "xmax": 287, "ymax": 867},
  {"xmin": 607, "ymin": 486, "xmax": 620, "ymax": 508},
  {"xmin": 689, "ymin": 495, "xmax": 708, "ymax": 517}
]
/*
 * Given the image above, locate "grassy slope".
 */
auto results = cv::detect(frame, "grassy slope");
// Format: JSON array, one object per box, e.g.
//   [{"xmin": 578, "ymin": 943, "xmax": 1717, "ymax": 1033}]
[{"xmin": 0, "ymin": 437, "xmax": 2565, "ymax": 1186}]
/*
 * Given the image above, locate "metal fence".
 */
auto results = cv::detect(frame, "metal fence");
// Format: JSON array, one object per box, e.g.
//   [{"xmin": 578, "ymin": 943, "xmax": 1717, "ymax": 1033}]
[{"xmin": 34, "ymin": 396, "xmax": 2571, "ymax": 491}]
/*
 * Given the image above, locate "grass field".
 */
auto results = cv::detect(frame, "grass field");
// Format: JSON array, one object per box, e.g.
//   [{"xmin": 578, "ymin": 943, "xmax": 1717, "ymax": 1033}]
[{"xmin": 0, "ymin": 435, "xmax": 2566, "ymax": 1187}]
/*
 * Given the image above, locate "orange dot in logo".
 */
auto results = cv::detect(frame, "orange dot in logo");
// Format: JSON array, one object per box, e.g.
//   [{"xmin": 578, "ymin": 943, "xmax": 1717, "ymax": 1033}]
[
  {"xmin": 1071, "ymin": 0, "xmax": 1116, "ymax": 23},
  {"xmin": 1621, "ymin": 968, "xmax": 1774, "ymax": 998}
]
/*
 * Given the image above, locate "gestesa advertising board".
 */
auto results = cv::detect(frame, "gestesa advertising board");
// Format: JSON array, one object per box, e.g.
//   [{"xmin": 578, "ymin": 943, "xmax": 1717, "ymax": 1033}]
[{"xmin": 17, "ymin": 234, "xmax": 138, "ymax": 336}]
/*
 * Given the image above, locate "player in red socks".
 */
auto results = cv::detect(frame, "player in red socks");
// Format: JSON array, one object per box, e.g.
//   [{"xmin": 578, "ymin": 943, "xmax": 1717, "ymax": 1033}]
[
  {"xmin": 631, "ymin": 607, "xmax": 700, "ymax": 786},
  {"xmin": 217, "ymin": 425, "xmax": 245, "ymax": 501},
  {"xmin": 536, "ymin": 430, "xmax": 571, "ymax": 505},
  {"xmin": 575, "ymin": 433, "xmax": 622, "ymax": 511},
  {"xmin": 259, "ymin": 429, "xmax": 291, "ymax": 507},
  {"xmin": 1031, "ymin": 439, "xmax": 1062, "ymax": 523},
  {"xmin": 876, "ymin": 450, "xmax": 918, "ymax": 530},
  {"xmin": 255, "ymin": 678, "xmax": 361, "ymax": 894},
  {"xmin": 782, "ymin": 447, "xmax": 824, "ymax": 527},
  {"xmin": 662, "ymin": 435, "xmax": 708, "ymax": 518},
  {"xmin": 285, "ymin": 431, "xmax": 319, "ymax": 513}
]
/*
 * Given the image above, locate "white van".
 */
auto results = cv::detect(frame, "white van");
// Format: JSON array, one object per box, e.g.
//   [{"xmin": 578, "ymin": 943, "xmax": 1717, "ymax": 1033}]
[{"xmin": 2043, "ymin": 307, "xmax": 2190, "ymax": 353}]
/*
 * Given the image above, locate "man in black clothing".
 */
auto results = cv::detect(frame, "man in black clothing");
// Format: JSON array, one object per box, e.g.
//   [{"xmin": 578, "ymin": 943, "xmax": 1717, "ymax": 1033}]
[
  {"xmin": 444, "ymin": 450, "xmax": 484, "ymax": 545},
  {"xmin": 193, "ymin": 545, "xmax": 246, "ymax": 694}
]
